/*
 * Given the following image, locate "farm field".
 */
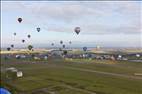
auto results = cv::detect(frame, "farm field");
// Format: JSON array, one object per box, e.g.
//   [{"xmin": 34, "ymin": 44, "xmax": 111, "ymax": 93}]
[{"xmin": 1, "ymin": 58, "xmax": 142, "ymax": 94}]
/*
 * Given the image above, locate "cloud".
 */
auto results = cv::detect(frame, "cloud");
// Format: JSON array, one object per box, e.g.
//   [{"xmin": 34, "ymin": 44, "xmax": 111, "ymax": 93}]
[{"xmin": 1, "ymin": 1, "xmax": 142, "ymax": 35}]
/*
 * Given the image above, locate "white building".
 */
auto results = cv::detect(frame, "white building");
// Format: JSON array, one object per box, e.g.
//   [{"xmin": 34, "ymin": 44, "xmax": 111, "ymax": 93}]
[
  {"xmin": 17, "ymin": 71, "xmax": 23, "ymax": 77},
  {"xmin": 44, "ymin": 56, "xmax": 48, "ymax": 60},
  {"xmin": 117, "ymin": 55, "xmax": 122, "ymax": 60},
  {"xmin": 136, "ymin": 54, "xmax": 140, "ymax": 58}
]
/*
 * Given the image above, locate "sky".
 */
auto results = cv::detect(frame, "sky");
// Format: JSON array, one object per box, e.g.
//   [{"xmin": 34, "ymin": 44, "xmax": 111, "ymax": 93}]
[{"xmin": 1, "ymin": 1, "xmax": 142, "ymax": 48}]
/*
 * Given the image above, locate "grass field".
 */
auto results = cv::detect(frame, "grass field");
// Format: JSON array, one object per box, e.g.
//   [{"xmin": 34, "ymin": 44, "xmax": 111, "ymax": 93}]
[{"xmin": 1, "ymin": 58, "xmax": 142, "ymax": 94}]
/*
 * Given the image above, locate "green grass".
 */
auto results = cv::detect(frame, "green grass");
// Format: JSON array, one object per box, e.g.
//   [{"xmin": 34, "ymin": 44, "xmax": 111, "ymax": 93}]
[
  {"xmin": 64, "ymin": 59, "xmax": 142, "ymax": 76},
  {"xmin": 1, "ymin": 58, "xmax": 142, "ymax": 94}
]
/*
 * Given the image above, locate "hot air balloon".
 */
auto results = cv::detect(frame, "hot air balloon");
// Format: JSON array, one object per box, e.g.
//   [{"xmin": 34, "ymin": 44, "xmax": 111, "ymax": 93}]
[
  {"xmin": 11, "ymin": 44, "xmax": 14, "ymax": 48},
  {"xmin": 27, "ymin": 34, "xmax": 31, "ymax": 38},
  {"xmin": 18, "ymin": 18, "xmax": 22, "ymax": 23},
  {"xmin": 37, "ymin": 27, "xmax": 40, "ymax": 32},
  {"xmin": 7, "ymin": 47, "xmax": 11, "ymax": 51},
  {"xmin": 74, "ymin": 27, "xmax": 80, "ymax": 35},
  {"xmin": 28, "ymin": 45, "xmax": 33, "ymax": 51},
  {"xmin": 69, "ymin": 41, "xmax": 72, "ymax": 44},
  {"xmin": 51, "ymin": 43, "xmax": 54, "ymax": 46},
  {"xmin": 14, "ymin": 33, "xmax": 16, "ymax": 36},
  {"xmin": 83, "ymin": 47, "xmax": 87, "ymax": 51},
  {"xmin": 60, "ymin": 40, "xmax": 63, "ymax": 44},
  {"xmin": 62, "ymin": 44, "xmax": 65, "ymax": 48},
  {"xmin": 63, "ymin": 50, "xmax": 68, "ymax": 55},
  {"xmin": 22, "ymin": 39, "xmax": 25, "ymax": 43}
]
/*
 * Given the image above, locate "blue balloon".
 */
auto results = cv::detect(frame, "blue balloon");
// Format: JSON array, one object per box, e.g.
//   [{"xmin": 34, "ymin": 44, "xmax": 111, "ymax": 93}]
[{"xmin": 0, "ymin": 88, "xmax": 11, "ymax": 94}]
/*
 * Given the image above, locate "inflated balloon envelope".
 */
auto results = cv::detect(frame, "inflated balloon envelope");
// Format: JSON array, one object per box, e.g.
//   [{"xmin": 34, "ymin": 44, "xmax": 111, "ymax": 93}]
[
  {"xmin": 75, "ymin": 27, "xmax": 80, "ymax": 35},
  {"xmin": 18, "ymin": 18, "xmax": 22, "ymax": 23}
]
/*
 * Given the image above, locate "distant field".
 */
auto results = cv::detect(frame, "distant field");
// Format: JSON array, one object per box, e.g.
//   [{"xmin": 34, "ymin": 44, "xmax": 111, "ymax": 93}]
[
  {"xmin": 0, "ymin": 49, "xmax": 50, "ymax": 54},
  {"xmin": 1, "ymin": 48, "xmax": 141, "ymax": 54},
  {"xmin": 90, "ymin": 48, "xmax": 142, "ymax": 54},
  {"xmin": 1, "ymin": 58, "xmax": 142, "ymax": 94}
]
